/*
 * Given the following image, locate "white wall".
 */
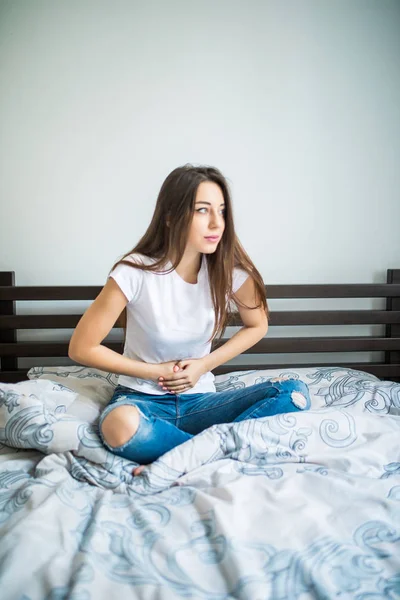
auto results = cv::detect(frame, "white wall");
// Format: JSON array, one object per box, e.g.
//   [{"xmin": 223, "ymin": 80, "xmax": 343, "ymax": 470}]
[{"xmin": 0, "ymin": 0, "xmax": 399, "ymax": 369}]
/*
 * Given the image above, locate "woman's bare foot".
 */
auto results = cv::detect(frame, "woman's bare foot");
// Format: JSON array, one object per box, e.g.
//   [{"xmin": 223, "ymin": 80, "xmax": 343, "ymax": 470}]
[{"xmin": 133, "ymin": 465, "xmax": 145, "ymax": 476}]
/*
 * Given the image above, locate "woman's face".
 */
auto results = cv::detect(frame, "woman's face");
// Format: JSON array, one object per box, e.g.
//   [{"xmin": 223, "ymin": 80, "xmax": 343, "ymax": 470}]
[{"xmin": 186, "ymin": 181, "xmax": 226, "ymax": 254}]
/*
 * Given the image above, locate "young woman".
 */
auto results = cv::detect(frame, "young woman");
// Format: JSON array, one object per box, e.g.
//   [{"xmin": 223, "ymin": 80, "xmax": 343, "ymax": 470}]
[{"xmin": 69, "ymin": 164, "xmax": 311, "ymax": 476}]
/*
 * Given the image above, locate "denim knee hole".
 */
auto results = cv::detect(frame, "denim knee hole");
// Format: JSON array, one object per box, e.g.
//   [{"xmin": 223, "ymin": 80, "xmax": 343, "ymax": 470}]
[
  {"xmin": 290, "ymin": 391, "xmax": 308, "ymax": 409},
  {"xmin": 101, "ymin": 404, "xmax": 148, "ymax": 450}
]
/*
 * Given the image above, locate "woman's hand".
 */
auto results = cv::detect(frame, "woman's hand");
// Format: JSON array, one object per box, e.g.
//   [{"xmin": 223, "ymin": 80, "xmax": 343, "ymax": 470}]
[
  {"xmin": 148, "ymin": 360, "xmax": 181, "ymax": 384},
  {"xmin": 158, "ymin": 358, "xmax": 207, "ymax": 393}
]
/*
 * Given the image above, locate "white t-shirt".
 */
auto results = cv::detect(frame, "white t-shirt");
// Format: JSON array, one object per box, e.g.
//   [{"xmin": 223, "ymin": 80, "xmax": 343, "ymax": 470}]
[{"xmin": 109, "ymin": 253, "xmax": 249, "ymax": 395}]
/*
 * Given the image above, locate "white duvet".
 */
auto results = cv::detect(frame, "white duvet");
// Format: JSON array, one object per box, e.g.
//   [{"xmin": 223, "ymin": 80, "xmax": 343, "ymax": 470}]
[{"xmin": 0, "ymin": 366, "xmax": 399, "ymax": 599}]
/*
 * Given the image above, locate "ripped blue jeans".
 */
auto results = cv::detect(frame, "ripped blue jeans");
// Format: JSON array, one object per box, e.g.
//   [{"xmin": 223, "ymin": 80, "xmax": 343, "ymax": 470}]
[{"xmin": 98, "ymin": 377, "xmax": 311, "ymax": 465}]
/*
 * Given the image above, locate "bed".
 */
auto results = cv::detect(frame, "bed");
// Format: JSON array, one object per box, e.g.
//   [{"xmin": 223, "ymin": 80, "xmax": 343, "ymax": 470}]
[{"xmin": 0, "ymin": 268, "xmax": 399, "ymax": 599}]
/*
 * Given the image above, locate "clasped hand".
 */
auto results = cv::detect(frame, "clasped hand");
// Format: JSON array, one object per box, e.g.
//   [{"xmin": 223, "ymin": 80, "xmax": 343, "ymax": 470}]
[{"xmin": 154, "ymin": 358, "xmax": 206, "ymax": 393}]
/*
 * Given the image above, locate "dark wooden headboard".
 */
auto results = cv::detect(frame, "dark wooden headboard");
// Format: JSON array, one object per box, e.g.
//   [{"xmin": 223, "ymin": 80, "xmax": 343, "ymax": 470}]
[{"xmin": 1, "ymin": 269, "xmax": 399, "ymax": 384}]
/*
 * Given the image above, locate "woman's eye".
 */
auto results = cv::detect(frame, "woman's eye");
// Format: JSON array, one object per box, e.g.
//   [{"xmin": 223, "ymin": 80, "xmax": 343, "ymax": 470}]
[{"xmin": 196, "ymin": 208, "xmax": 225, "ymax": 215}]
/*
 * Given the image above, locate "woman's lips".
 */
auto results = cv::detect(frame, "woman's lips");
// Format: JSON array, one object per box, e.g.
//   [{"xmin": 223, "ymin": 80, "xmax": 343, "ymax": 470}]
[{"xmin": 204, "ymin": 236, "xmax": 219, "ymax": 242}]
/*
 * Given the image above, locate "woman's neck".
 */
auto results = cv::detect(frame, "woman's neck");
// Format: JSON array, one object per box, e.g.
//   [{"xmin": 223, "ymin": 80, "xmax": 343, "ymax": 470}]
[{"xmin": 171, "ymin": 252, "xmax": 202, "ymax": 284}]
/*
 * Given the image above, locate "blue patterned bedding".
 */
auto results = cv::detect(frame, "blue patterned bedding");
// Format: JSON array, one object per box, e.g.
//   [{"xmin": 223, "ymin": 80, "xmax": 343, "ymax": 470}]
[{"xmin": 0, "ymin": 366, "xmax": 399, "ymax": 599}]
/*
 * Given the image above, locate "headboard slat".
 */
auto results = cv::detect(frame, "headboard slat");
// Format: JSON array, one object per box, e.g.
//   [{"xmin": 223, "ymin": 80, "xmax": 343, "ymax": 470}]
[
  {"xmin": 1, "ymin": 283, "xmax": 400, "ymax": 301},
  {"xmin": 1, "ymin": 336, "xmax": 400, "ymax": 357},
  {"xmin": 0, "ymin": 310, "xmax": 400, "ymax": 329}
]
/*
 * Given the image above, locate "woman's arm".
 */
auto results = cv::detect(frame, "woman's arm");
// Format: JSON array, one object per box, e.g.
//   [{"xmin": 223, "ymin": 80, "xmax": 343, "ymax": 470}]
[
  {"xmin": 201, "ymin": 276, "xmax": 268, "ymax": 372},
  {"xmin": 68, "ymin": 278, "xmax": 156, "ymax": 380}
]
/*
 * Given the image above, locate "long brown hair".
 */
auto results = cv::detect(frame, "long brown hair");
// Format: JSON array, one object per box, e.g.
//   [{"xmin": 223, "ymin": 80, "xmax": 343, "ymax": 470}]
[{"xmin": 109, "ymin": 164, "xmax": 269, "ymax": 344}]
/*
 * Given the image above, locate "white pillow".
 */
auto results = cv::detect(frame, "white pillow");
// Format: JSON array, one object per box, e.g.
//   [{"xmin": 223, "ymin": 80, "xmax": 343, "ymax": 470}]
[
  {"xmin": 27, "ymin": 366, "xmax": 119, "ymax": 423},
  {"xmin": 215, "ymin": 365, "xmax": 400, "ymax": 414},
  {"xmin": 27, "ymin": 364, "xmax": 398, "ymax": 419},
  {"xmin": 0, "ymin": 378, "xmax": 78, "ymax": 435}
]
